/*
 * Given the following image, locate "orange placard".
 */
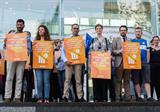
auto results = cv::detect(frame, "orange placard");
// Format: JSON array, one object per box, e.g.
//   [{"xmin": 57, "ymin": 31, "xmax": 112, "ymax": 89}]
[
  {"xmin": 0, "ymin": 50, "xmax": 5, "ymax": 75},
  {"xmin": 90, "ymin": 52, "xmax": 111, "ymax": 79},
  {"xmin": 122, "ymin": 42, "xmax": 141, "ymax": 69},
  {"xmin": 33, "ymin": 41, "xmax": 54, "ymax": 69},
  {"xmin": 6, "ymin": 32, "xmax": 28, "ymax": 61},
  {"xmin": 64, "ymin": 36, "xmax": 86, "ymax": 65}
]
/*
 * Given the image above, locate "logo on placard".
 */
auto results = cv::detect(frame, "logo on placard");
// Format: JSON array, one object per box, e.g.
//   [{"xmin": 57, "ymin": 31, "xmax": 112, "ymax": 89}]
[{"xmin": 71, "ymin": 49, "xmax": 80, "ymax": 60}]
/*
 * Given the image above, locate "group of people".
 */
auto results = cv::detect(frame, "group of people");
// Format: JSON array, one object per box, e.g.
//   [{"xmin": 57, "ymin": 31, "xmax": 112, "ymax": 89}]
[{"xmin": 0, "ymin": 18, "xmax": 160, "ymax": 104}]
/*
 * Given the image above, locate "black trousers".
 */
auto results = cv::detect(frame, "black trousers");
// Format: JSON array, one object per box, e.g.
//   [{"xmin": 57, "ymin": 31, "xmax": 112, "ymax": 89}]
[
  {"xmin": 92, "ymin": 78, "xmax": 109, "ymax": 102},
  {"xmin": 50, "ymin": 72, "xmax": 59, "ymax": 101},
  {"xmin": 109, "ymin": 75, "xmax": 116, "ymax": 101},
  {"xmin": 21, "ymin": 69, "xmax": 34, "ymax": 102},
  {"xmin": 150, "ymin": 63, "xmax": 160, "ymax": 100}
]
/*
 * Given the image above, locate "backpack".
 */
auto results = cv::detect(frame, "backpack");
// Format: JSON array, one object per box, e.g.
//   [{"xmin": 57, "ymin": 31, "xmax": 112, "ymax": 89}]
[{"xmin": 91, "ymin": 38, "xmax": 109, "ymax": 50}]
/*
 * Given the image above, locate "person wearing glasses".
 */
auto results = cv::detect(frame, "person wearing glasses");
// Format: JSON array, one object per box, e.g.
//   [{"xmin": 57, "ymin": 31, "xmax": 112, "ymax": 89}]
[
  {"xmin": 61, "ymin": 24, "xmax": 85, "ymax": 102},
  {"xmin": 112, "ymin": 25, "xmax": 131, "ymax": 102}
]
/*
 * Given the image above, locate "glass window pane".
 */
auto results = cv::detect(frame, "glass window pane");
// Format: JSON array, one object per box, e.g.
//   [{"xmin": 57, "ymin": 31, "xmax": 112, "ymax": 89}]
[
  {"xmin": 0, "ymin": 0, "xmax": 59, "ymax": 38},
  {"xmin": 64, "ymin": 18, "xmax": 78, "ymax": 24},
  {"xmin": 110, "ymin": 19, "xmax": 126, "ymax": 26},
  {"xmin": 127, "ymin": 20, "xmax": 135, "ymax": 27},
  {"xmin": 80, "ymin": 18, "xmax": 89, "ymax": 25},
  {"xmin": 103, "ymin": 19, "xmax": 109, "ymax": 26},
  {"xmin": 96, "ymin": 19, "xmax": 102, "ymax": 25}
]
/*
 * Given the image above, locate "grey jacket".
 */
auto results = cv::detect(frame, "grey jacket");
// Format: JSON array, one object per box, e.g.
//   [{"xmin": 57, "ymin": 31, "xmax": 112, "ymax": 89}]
[{"xmin": 112, "ymin": 36, "xmax": 131, "ymax": 67}]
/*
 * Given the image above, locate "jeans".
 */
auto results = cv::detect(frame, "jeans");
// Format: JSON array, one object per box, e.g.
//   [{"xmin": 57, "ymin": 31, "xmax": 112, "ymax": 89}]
[
  {"xmin": 57, "ymin": 70, "xmax": 65, "ymax": 99},
  {"xmin": 35, "ymin": 69, "xmax": 51, "ymax": 99}
]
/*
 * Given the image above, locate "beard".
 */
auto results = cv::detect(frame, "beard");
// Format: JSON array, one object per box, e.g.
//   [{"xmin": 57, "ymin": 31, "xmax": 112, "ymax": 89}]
[
  {"xmin": 17, "ymin": 27, "xmax": 23, "ymax": 32},
  {"xmin": 121, "ymin": 33, "xmax": 126, "ymax": 37}
]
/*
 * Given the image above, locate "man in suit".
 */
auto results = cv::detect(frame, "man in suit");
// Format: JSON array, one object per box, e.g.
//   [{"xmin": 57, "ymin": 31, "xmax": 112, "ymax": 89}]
[{"xmin": 112, "ymin": 25, "xmax": 131, "ymax": 102}]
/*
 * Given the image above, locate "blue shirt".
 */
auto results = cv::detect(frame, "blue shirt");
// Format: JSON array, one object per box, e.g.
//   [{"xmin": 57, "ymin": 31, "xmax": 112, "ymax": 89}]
[
  {"xmin": 132, "ymin": 38, "xmax": 149, "ymax": 63},
  {"xmin": 55, "ymin": 49, "xmax": 65, "ymax": 71}
]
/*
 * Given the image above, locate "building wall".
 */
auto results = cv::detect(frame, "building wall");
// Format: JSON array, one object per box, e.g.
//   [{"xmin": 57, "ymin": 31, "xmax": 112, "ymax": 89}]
[{"xmin": 0, "ymin": 0, "xmax": 159, "ymax": 40}]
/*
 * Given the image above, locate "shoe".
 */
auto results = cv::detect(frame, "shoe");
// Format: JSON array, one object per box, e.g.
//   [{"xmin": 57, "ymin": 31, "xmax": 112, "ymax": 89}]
[
  {"xmin": 94, "ymin": 100, "xmax": 99, "ymax": 102},
  {"xmin": 115, "ymin": 97, "xmax": 121, "ymax": 103},
  {"xmin": 37, "ymin": 99, "xmax": 43, "ymax": 103},
  {"xmin": 52, "ymin": 98, "xmax": 58, "ymax": 103},
  {"xmin": 94, "ymin": 100, "xmax": 106, "ymax": 102},
  {"xmin": 137, "ymin": 97, "xmax": 144, "ymax": 102},
  {"xmin": 130, "ymin": 96, "xmax": 136, "ymax": 102},
  {"xmin": 147, "ymin": 97, "xmax": 155, "ymax": 102},
  {"xmin": 78, "ymin": 98, "xmax": 86, "ymax": 102},
  {"xmin": 124, "ymin": 96, "xmax": 131, "ymax": 102},
  {"xmin": 4, "ymin": 98, "xmax": 11, "ymax": 103},
  {"xmin": 44, "ymin": 99, "xmax": 49, "ymax": 104},
  {"xmin": 14, "ymin": 98, "xmax": 21, "ymax": 103},
  {"xmin": 62, "ymin": 97, "xmax": 68, "ymax": 102},
  {"xmin": 110, "ymin": 98, "xmax": 116, "ymax": 102}
]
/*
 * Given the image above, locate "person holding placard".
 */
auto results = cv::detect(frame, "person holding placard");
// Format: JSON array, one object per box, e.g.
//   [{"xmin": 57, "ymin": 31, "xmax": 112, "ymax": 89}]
[
  {"xmin": 132, "ymin": 27, "xmax": 154, "ymax": 102},
  {"xmin": 89, "ymin": 24, "xmax": 111, "ymax": 102},
  {"xmin": 33, "ymin": 25, "xmax": 53, "ymax": 103},
  {"xmin": 112, "ymin": 25, "xmax": 131, "ymax": 102},
  {"xmin": 61, "ymin": 24, "xmax": 85, "ymax": 102},
  {"xmin": 4, "ymin": 19, "xmax": 31, "ymax": 103}
]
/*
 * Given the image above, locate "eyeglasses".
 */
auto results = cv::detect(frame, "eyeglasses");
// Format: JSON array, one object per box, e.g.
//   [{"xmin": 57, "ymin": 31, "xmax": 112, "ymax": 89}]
[
  {"xmin": 73, "ymin": 27, "xmax": 79, "ymax": 30},
  {"xmin": 120, "ymin": 30, "xmax": 127, "ymax": 31}
]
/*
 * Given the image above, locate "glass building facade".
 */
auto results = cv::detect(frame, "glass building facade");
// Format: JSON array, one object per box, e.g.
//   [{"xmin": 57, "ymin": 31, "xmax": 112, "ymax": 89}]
[{"xmin": 0, "ymin": 0, "xmax": 160, "ymax": 39}]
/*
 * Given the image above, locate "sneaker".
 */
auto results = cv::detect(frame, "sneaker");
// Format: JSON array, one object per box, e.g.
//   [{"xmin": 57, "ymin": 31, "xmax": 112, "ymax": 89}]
[
  {"xmin": 4, "ymin": 98, "xmax": 11, "ymax": 103},
  {"xmin": 37, "ymin": 99, "xmax": 43, "ymax": 103},
  {"xmin": 147, "ymin": 97, "xmax": 155, "ymax": 102},
  {"xmin": 44, "ymin": 99, "xmax": 49, "ymax": 104},
  {"xmin": 137, "ymin": 97, "xmax": 144, "ymax": 102}
]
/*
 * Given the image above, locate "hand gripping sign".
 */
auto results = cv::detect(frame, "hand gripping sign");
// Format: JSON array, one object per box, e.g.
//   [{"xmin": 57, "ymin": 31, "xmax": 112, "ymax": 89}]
[
  {"xmin": 64, "ymin": 36, "xmax": 86, "ymax": 65},
  {"xmin": 33, "ymin": 41, "xmax": 54, "ymax": 69},
  {"xmin": 90, "ymin": 51, "xmax": 111, "ymax": 79}
]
